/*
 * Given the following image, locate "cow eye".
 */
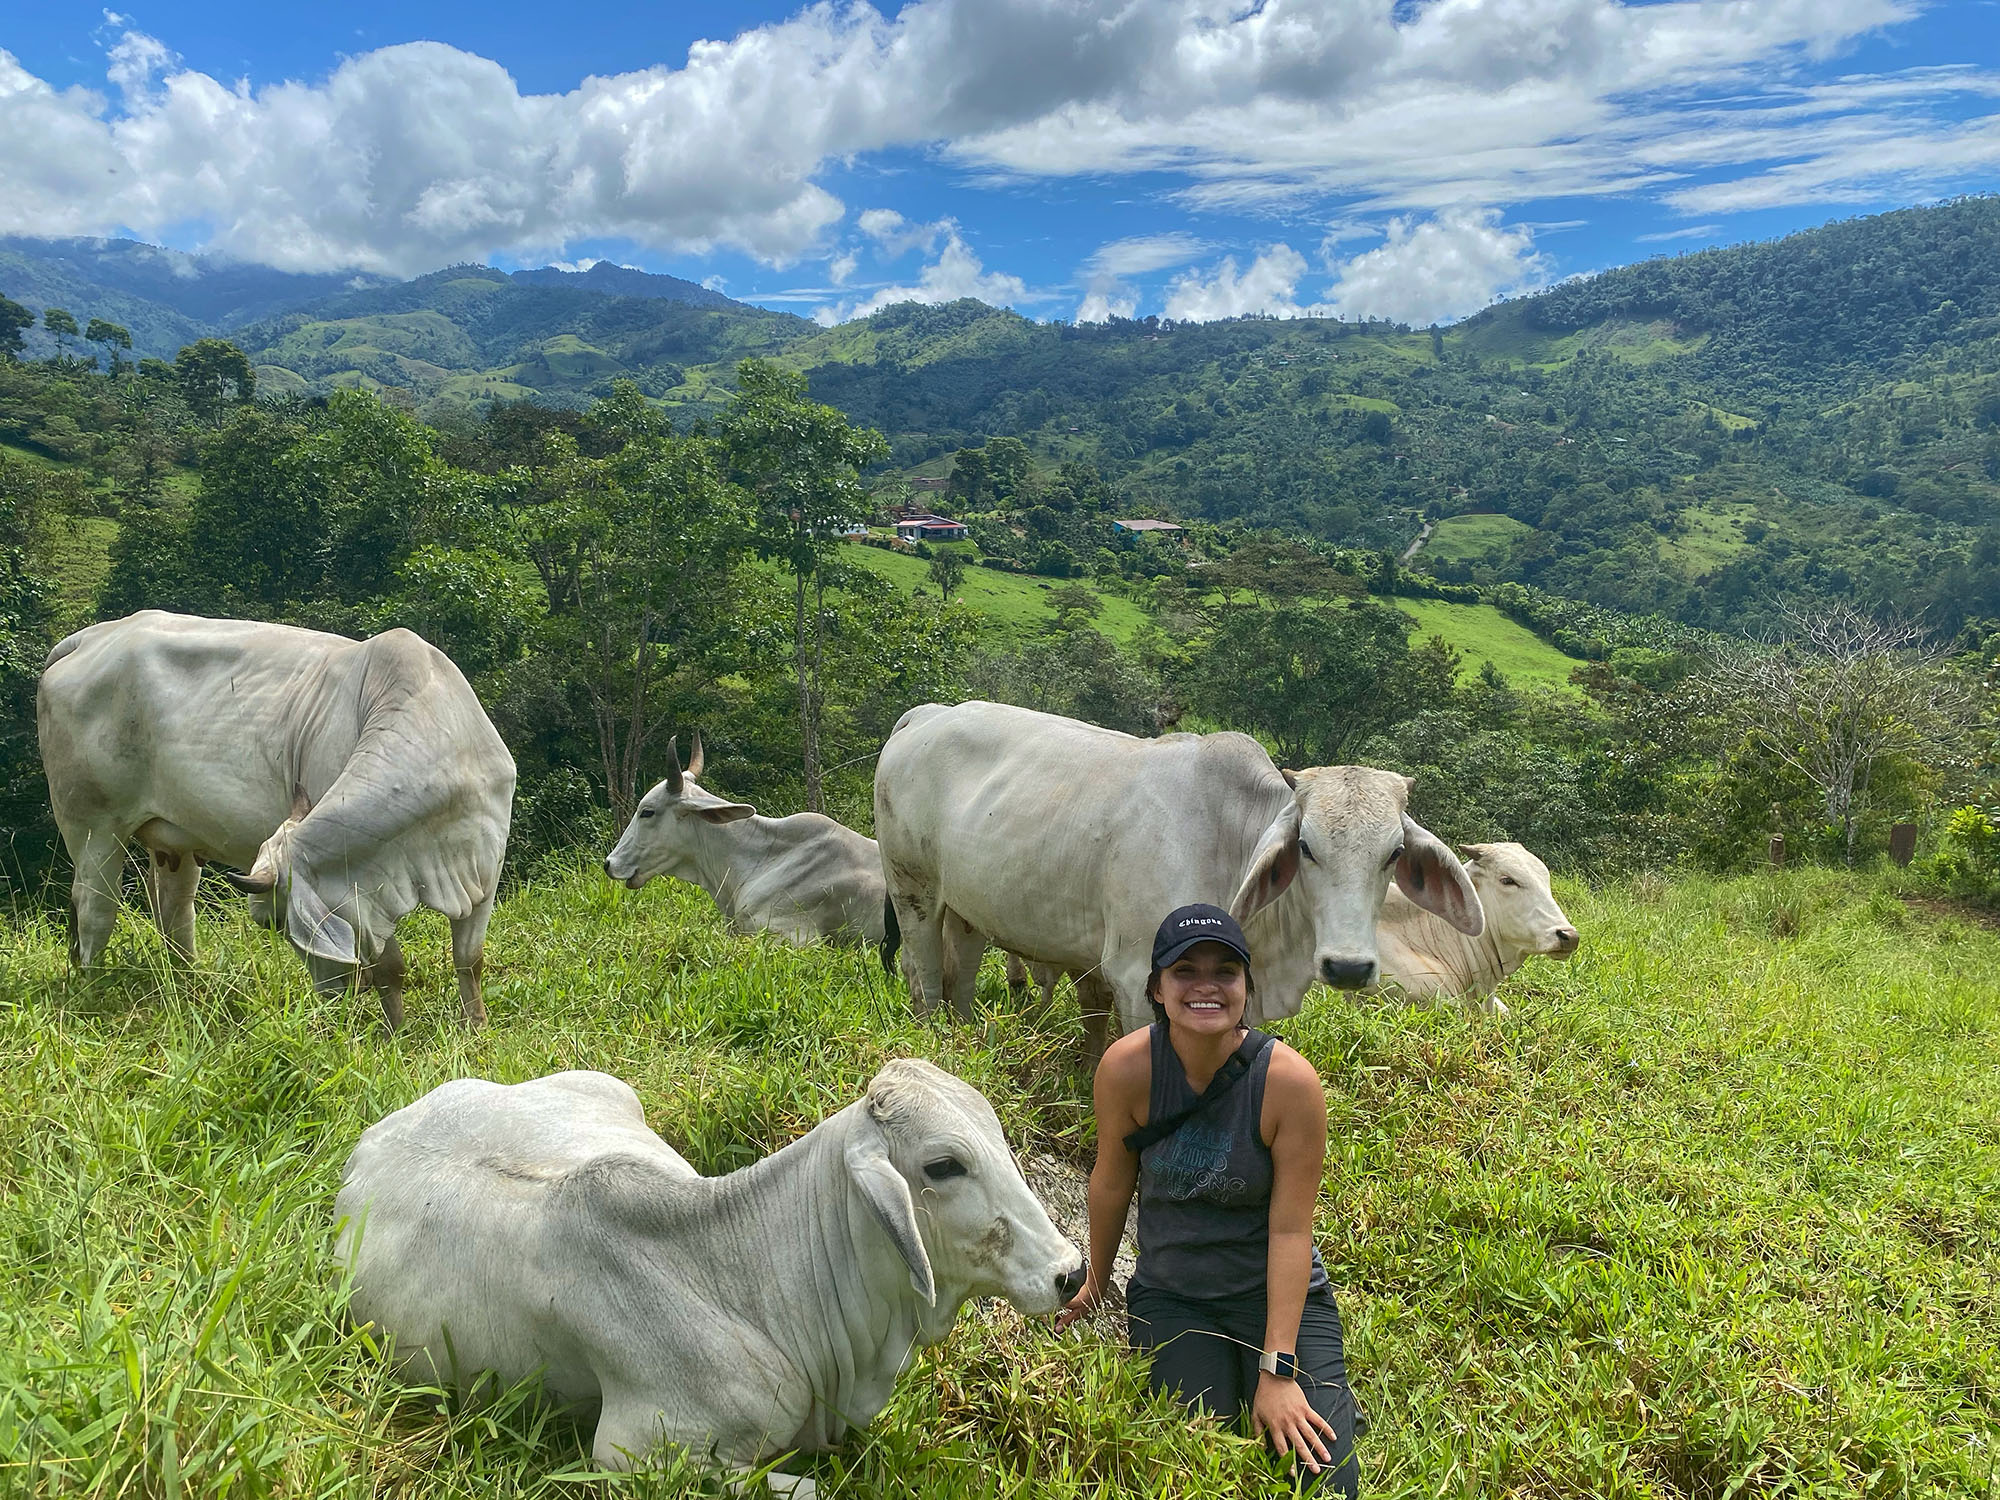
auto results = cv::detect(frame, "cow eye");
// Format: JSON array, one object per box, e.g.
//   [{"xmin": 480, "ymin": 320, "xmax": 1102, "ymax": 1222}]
[
  {"xmin": 1299, "ymin": 839, "xmax": 1317, "ymax": 864},
  {"xmin": 1385, "ymin": 845, "xmax": 1405, "ymax": 869},
  {"xmin": 923, "ymin": 1157, "xmax": 968, "ymax": 1181},
  {"xmin": 1500, "ymin": 875, "xmax": 1518, "ymax": 887},
  {"xmin": 638, "ymin": 808, "xmax": 657, "ymax": 819}
]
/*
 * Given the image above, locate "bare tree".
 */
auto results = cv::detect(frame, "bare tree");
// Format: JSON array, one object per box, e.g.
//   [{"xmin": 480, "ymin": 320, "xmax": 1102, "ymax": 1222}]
[{"xmin": 1707, "ymin": 603, "xmax": 1975, "ymax": 865}]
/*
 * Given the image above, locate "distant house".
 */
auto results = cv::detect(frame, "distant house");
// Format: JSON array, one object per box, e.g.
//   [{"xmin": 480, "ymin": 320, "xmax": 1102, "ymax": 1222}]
[
  {"xmin": 1112, "ymin": 518, "xmax": 1184, "ymax": 535},
  {"xmin": 895, "ymin": 514, "xmax": 970, "ymax": 542},
  {"xmin": 907, "ymin": 476, "xmax": 949, "ymax": 492}
]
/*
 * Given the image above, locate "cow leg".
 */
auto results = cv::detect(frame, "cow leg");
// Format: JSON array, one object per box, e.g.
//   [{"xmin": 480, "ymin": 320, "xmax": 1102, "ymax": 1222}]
[
  {"xmin": 365, "ymin": 934, "xmax": 407, "ymax": 1035},
  {"xmin": 1074, "ymin": 970, "xmax": 1117, "ymax": 1072},
  {"xmin": 891, "ymin": 893, "xmax": 946, "ymax": 1017},
  {"xmin": 450, "ymin": 893, "xmax": 495, "ymax": 1027},
  {"xmin": 67, "ymin": 828, "xmax": 126, "ymax": 970},
  {"xmin": 942, "ymin": 911, "xmax": 985, "ymax": 1024},
  {"xmin": 1033, "ymin": 962, "xmax": 1062, "ymax": 1009},
  {"xmin": 145, "ymin": 849, "xmax": 201, "ymax": 963},
  {"xmin": 1005, "ymin": 950, "xmax": 1030, "ymax": 996}
]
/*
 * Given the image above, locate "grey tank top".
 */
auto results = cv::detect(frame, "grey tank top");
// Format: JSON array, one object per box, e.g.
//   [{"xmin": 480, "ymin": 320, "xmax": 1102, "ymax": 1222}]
[{"xmin": 1132, "ymin": 1023, "xmax": 1329, "ymax": 1299}]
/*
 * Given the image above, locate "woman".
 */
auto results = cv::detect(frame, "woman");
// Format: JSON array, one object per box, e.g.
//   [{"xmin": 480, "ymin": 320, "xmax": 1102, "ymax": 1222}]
[{"xmin": 1056, "ymin": 904, "xmax": 1362, "ymax": 1494}]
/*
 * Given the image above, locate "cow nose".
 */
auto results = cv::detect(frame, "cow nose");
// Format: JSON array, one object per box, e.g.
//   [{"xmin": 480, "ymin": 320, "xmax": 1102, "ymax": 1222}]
[
  {"xmin": 1553, "ymin": 927, "xmax": 1580, "ymax": 954},
  {"xmin": 1320, "ymin": 956, "xmax": 1375, "ymax": 990},
  {"xmin": 1056, "ymin": 1262, "xmax": 1087, "ymax": 1302}
]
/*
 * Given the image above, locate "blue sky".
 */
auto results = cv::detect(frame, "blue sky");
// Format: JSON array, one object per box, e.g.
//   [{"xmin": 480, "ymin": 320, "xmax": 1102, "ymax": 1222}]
[{"xmin": 4, "ymin": 2, "xmax": 2000, "ymax": 325}]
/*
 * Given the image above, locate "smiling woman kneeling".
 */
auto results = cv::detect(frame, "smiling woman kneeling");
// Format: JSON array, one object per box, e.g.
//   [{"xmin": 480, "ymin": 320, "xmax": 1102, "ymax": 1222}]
[{"xmin": 1057, "ymin": 905, "xmax": 1364, "ymax": 1495}]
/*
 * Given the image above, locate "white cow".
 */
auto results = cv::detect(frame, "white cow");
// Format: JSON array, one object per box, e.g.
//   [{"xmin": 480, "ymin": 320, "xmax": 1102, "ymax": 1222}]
[
  {"xmin": 335, "ymin": 1060, "xmax": 1083, "ymax": 1492},
  {"xmin": 1375, "ymin": 840, "xmax": 1580, "ymax": 1017},
  {"xmin": 603, "ymin": 734, "xmax": 885, "ymax": 947},
  {"xmin": 874, "ymin": 701, "xmax": 1483, "ymax": 1052},
  {"xmin": 37, "ymin": 610, "xmax": 515, "ymax": 1030}
]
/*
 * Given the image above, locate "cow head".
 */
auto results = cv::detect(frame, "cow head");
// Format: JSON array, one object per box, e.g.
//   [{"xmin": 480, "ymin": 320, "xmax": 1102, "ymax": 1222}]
[
  {"xmin": 1460, "ymin": 842, "xmax": 1578, "ymax": 961},
  {"xmin": 223, "ymin": 789, "xmax": 359, "ymax": 968},
  {"xmin": 602, "ymin": 733, "xmax": 755, "ymax": 889},
  {"xmin": 843, "ymin": 1058, "xmax": 1083, "ymax": 1322},
  {"xmin": 1230, "ymin": 766, "xmax": 1481, "ymax": 991}
]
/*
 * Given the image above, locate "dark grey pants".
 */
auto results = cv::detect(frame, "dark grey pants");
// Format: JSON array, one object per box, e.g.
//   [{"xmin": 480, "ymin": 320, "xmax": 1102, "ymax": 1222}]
[{"xmin": 1127, "ymin": 1282, "xmax": 1363, "ymax": 1497}]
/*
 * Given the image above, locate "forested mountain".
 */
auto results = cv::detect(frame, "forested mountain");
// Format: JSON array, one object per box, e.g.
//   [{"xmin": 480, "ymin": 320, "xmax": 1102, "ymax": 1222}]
[{"xmin": 3, "ymin": 199, "xmax": 1997, "ymax": 632}]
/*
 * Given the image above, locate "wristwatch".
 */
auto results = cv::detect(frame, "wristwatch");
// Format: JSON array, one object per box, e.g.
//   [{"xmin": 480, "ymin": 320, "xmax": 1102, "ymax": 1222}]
[{"xmin": 1258, "ymin": 1349, "xmax": 1299, "ymax": 1381}]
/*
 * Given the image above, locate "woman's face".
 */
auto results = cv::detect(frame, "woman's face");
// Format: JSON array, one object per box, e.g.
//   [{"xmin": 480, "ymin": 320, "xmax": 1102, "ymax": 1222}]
[{"xmin": 1155, "ymin": 941, "xmax": 1249, "ymax": 1036}]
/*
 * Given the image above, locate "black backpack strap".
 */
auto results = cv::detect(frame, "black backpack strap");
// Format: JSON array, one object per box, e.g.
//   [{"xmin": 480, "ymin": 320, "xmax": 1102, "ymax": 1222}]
[{"xmin": 1124, "ymin": 1028, "xmax": 1273, "ymax": 1155}]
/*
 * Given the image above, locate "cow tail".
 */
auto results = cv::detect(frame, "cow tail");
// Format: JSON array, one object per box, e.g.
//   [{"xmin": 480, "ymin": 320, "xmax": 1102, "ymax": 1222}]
[{"xmin": 880, "ymin": 894, "xmax": 901, "ymax": 981}]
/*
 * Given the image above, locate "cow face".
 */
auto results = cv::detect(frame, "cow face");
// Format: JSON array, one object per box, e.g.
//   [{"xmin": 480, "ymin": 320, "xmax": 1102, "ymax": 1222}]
[
  {"xmin": 844, "ymin": 1059, "xmax": 1084, "ymax": 1317},
  {"xmin": 1461, "ymin": 842, "xmax": 1578, "ymax": 960},
  {"xmin": 1231, "ymin": 766, "xmax": 1482, "ymax": 991},
  {"xmin": 603, "ymin": 734, "xmax": 754, "ymax": 889},
  {"xmin": 223, "ymin": 794, "xmax": 359, "ymax": 969}
]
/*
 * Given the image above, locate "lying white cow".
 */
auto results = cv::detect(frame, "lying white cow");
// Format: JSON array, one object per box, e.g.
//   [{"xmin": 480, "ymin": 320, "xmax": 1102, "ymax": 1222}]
[
  {"xmin": 37, "ymin": 610, "xmax": 515, "ymax": 1030},
  {"xmin": 1375, "ymin": 840, "xmax": 1580, "ymax": 1017},
  {"xmin": 603, "ymin": 734, "xmax": 884, "ymax": 947},
  {"xmin": 335, "ymin": 1060, "xmax": 1083, "ymax": 1491},
  {"xmin": 875, "ymin": 701, "xmax": 1483, "ymax": 1052}
]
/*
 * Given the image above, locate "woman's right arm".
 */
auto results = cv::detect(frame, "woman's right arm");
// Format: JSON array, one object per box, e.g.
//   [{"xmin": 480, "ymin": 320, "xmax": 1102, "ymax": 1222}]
[{"xmin": 1055, "ymin": 1032, "xmax": 1148, "ymax": 1330}]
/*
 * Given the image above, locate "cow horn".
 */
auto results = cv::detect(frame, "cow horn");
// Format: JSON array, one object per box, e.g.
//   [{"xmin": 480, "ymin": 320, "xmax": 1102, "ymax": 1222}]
[
  {"xmin": 687, "ymin": 730, "xmax": 704, "ymax": 781},
  {"xmin": 290, "ymin": 785, "xmax": 312, "ymax": 820},
  {"xmin": 665, "ymin": 736, "xmax": 684, "ymax": 795}
]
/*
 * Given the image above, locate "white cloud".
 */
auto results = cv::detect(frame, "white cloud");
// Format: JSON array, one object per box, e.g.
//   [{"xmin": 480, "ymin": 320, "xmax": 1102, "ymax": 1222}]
[
  {"xmin": 701, "ymin": 273, "xmax": 727, "ymax": 291},
  {"xmin": 1636, "ymin": 223, "xmax": 1723, "ymax": 242},
  {"xmin": 828, "ymin": 248, "xmax": 859, "ymax": 285},
  {"xmin": 1075, "ymin": 281, "xmax": 1138, "ymax": 323},
  {"xmin": 1323, "ymin": 207, "xmax": 1550, "ymax": 325},
  {"xmin": 1076, "ymin": 232, "xmax": 1208, "ymax": 321},
  {"xmin": 816, "ymin": 222, "xmax": 1028, "ymax": 323},
  {"xmin": 0, "ymin": 1, "xmax": 1989, "ymax": 276},
  {"xmin": 1164, "ymin": 244, "xmax": 1326, "ymax": 322}
]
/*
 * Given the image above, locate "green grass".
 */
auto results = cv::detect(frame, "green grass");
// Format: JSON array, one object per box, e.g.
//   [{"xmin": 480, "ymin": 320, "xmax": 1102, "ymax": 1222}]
[
  {"xmin": 1659, "ymin": 504, "xmax": 1757, "ymax": 574},
  {"xmin": 838, "ymin": 543, "xmax": 1153, "ymax": 644},
  {"xmin": 2, "ymin": 865, "xmax": 1995, "ymax": 1496},
  {"xmin": 1388, "ymin": 598, "xmax": 1585, "ymax": 692},
  {"xmin": 1422, "ymin": 513, "xmax": 1535, "ymax": 566},
  {"xmin": 44, "ymin": 515, "xmax": 116, "ymax": 631}
]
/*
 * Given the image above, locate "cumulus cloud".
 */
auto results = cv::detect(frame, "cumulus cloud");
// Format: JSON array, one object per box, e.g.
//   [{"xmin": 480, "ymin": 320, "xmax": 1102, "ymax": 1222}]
[
  {"xmin": 1076, "ymin": 231, "xmax": 1209, "ymax": 321},
  {"xmin": 814, "ymin": 221, "xmax": 1029, "ymax": 324},
  {"xmin": 1164, "ymin": 245, "xmax": 1325, "ymax": 322},
  {"xmin": 1323, "ymin": 208, "xmax": 1550, "ymax": 325},
  {"xmin": 0, "ymin": 1, "xmax": 1990, "ymax": 276}
]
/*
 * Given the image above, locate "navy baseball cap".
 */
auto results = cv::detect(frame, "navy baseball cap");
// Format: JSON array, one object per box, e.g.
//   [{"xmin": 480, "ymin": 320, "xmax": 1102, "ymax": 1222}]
[{"xmin": 1150, "ymin": 904, "xmax": 1253, "ymax": 974}]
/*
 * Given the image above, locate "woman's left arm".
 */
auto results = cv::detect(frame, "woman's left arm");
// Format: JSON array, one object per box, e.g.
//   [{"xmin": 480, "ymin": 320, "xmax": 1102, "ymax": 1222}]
[{"xmin": 1253, "ymin": 1045, "xmax": 1339, "ymax": 1474}]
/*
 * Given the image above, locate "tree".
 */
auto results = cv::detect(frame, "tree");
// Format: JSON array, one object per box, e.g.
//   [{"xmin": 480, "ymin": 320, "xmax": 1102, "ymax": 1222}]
[
  {"xmin": 506, "ymin": 384, "xmax": 748, "ymax": 823},
  {"xmin": 721, "ymin": 359, "xmax": 887, "ymax": 813},
  {"xmin": 85, "ymin": 319, "xmax": 132, "ymax": 373},
  {"xmin": 1707, "ymin": 603, "xmax": 1976, "ymax": 865},
  {"xmin": 928, "ymin": 546, "xmax": 967, "ymax": 602},
  {"xmin": 0, "ymin": 296, "xmax": 32, "ymax": 358},
  {"xmin": 175, "ymin": 338, "xmax": 256, "ymax": 421},
  {"xmin": 42, "ymin": 307, "xmax": 78, "ymax": 359}
]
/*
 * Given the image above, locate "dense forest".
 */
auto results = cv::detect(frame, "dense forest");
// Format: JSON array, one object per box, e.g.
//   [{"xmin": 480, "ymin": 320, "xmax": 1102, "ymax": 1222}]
[{"xmin": 7, "ymin": 200, "xmax": 1998, "ymax": 635}]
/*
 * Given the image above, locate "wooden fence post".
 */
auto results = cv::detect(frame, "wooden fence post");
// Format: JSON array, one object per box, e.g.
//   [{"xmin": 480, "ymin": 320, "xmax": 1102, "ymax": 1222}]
[
  {"xmin": 1889, "ymin": 823, "xmax": 1918, "ymax": 867},
  {"xmin": 1768, "ymin": 834, "xmax": 1786, "ymax": 868}
]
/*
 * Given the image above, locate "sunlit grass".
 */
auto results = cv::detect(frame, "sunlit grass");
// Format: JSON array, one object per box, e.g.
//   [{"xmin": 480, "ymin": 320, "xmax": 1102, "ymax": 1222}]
[{"xmin": 1, "ymin": 864, "xmax": 1994, "ymax": 1495}]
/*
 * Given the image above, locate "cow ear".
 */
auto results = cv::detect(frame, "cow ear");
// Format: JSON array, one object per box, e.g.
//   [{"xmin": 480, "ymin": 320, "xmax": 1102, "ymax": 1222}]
[
  {"xmin": 1279, "ymin": 767, "xmax": 1299, "ymax": 790},
  {"xmin": 695, "ymin": 801, "xmax": 756, "ymax": 825},
  {"xmin": 286, "ymin": 872, "xmax": 359, "ymax": 966},
  {"xmin": 1398, "ymin": 815, "xmax": 1483, "ymax": 936},
  {"xmin": 1229, "ymin": 797, "xmax": 1303, "ymax": 924},
  {"xmin": 845, "ymin": 1116, "xmax": 935, "ymax": 1306}
]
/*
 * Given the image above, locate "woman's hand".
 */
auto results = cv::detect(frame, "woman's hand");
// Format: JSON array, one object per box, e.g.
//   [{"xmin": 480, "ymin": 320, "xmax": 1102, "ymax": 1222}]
[
  {"xmin": 1251, "ymin": 1371, "xmax": 1338, "ymax": 1475},
  {"xmin": 1053, "ymin": 1273, "xmax": 1103, "ymax": 1332}
]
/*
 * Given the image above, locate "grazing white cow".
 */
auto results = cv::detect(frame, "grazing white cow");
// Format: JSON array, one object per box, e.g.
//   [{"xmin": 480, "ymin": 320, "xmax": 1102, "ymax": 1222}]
[
  {"xmin": 1375, "ymin": 840, "xmax": 1580, "ymax": 1017},
  {"xmin": 335, "ymin": 1060, "xmax": 1083, "ymax": 1492},
  {"xmin": 37, "ymin": 610, "xmax": 514, "ymax": 1030},
  {"xmin": 603, "ymin": 734, "xmax": 885, "ymax": 947},
  {"xmin": 874, "ymin": 701, "xmax": 1483, "ymax": 1052}
]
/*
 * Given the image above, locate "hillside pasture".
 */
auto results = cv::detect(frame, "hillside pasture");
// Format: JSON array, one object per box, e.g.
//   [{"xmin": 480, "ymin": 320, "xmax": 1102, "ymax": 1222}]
[
  {"xmin": 1, "ymin": 865, "xmax": 1993, "ymax": 1497},
  {"xmin": 1390, "ymin": 597, "xmax": 1585, "ymax": 693},
  {"xmin": 837, "ymin": 542, "xmax": 1153, "ymax": 644},
  {"xmin": 1422, "ymin": 512, "xmax": 1535, "ymax": 566}
]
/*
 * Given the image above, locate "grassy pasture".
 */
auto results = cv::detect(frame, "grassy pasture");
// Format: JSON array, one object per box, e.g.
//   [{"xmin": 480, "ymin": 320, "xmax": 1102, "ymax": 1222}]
[
  {"xmin": 1390, "ymin": 598, "xmax": 1585, "ymax": 693},
  {"xmin": 837, "ymin": 543, "xmax": 1153, "ymax": 645},
  {"xmin": 2, "ymin": 865, "xmax": 1996, "ymax": 1496},
  {"xmin": 1422, "ymin": 514, "xmax": 1535, "ymax": 567}
]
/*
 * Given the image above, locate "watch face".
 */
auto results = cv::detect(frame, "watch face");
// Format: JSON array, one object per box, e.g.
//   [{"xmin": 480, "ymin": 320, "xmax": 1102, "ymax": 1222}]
[{"xmin": 1276, "ymin": 1352, "xmax": 1298, "ymax": 1380}]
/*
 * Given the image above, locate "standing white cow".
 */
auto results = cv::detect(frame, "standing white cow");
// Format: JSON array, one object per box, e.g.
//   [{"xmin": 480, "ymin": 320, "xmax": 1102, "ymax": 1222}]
[
  {"xmin": 603, "ymin": 734, "xmax": 885, "ymax": 947},
  {"xmin": 37, "ymin": 610, "xmax": 515, "ymax": 1030},
  {"xmin": 335, "ymin": 1060, "xmax": 1084, "ymax": 1491},
  {"xmin": 1375, "ymin": 840, "xmax": 1580, "ymax": 1017},
  {"xmin": 874, "ymin": 701, "xmax": 1483, "ymax": 1052}
]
